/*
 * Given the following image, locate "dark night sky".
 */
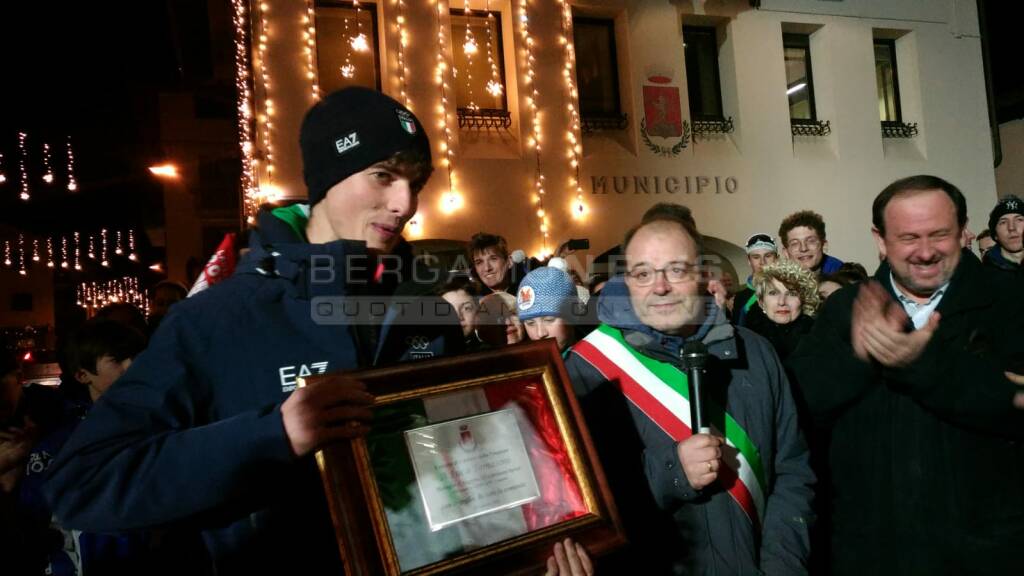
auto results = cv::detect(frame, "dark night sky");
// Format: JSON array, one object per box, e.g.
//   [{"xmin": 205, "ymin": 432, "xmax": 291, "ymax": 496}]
[
  {"xmin": 0, "ymin": 1, "xmax": 182, "ymax": 235},
  {"xmin": 0, "ymin": 0, "xmax": 1020, "ymax": 236}
]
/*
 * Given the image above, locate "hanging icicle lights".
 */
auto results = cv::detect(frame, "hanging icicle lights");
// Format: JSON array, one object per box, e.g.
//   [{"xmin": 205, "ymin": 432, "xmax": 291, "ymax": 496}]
[
  {"xmin": 17, "ymin": 234, "xmax": 26, "ymax": 276},
  {"xmin": 66, "ymin": 135, "xmax": 78, "ymax": 192},
  {"xmin": 231, "ymin": 0, "xmax": 259, "ymax": 223},
  {"xmin": 73, "ymin": 231, "xmax": 82, "ymax": 270},
  {"xmin": 128, "ymin": 229, "xmax": 138, "ymax": 261},
  {"xmin": 395, "ymin": 0, "xmax": 412, "ymax": 109},
  {"xmin": 1, "ymin": 229, "xmax": 140, "ymax": 276},
  {"xmin": 557, "ymin": 0, "xmax": 586, "ymax": 220},
  {"xmin": 461, "ymin": 0, "xmax": 479, "ymax": 111},
  {"xmin": 341, "ymin": 14, "xmax": 355, "ymax": 79},
  {"xmin": 42, "ymin": 142, "xmax": 55, "ymax": 184},
  {"xmin": 18, "ymin": 132, "xmax": 30, "ymax": 201},
  {"xmin": 76, "ymin": 277, "xmax": 147, "ymax": 315},
  {"xmin": 436, "ymin": 0, "xmax": 463, "ymax": 214},
  {"xmin": 100, "ymin": 228, "xmax": 110, "ymax": 267},
  {"xmin": 303, "ymin": 0, "xmax": 321, "ymax": 101},
  {"xmin": 254, "ymin": 1, "xmax": 276, "ymax": 191},
  {"xmin": 517, "ymin": 0, "xmax": 548, "ymax": 255},
  {"xmin": 350, "ymin": 1, "xmax": 369, "ymax": 53},
  {"xmin": 484, "ymin": 0, "xmax": 503, "ymax": 98}
]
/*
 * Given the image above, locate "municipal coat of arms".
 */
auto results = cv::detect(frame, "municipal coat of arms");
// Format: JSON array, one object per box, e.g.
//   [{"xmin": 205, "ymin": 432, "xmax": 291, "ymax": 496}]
[{"xmin": 640, "ymin": 70, "xmax": 690, "ymax": 157}]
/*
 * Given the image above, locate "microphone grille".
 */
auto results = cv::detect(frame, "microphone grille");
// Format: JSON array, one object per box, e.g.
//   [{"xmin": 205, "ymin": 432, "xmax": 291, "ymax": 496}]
[{"xmin": 681, "ymin": 341, "xmax": 708, "ymax": 369}]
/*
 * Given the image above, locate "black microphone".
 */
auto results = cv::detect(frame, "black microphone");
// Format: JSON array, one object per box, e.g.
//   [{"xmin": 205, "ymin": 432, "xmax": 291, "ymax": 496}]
[{"xmin": 681, "ymin": 341, "xmax": 710, "ymax": 434}]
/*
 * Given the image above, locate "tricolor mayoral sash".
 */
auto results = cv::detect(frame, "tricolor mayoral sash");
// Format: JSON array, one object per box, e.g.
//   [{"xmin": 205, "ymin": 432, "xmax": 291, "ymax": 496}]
[{"xmin": 573, "ymin": 324, "xmax": 767, "ymax": 529}]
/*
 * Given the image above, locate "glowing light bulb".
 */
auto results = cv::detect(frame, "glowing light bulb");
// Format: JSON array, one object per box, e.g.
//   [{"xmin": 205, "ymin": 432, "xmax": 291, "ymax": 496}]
[
  {"xmin": 341, "ymin": 64, "xmax": 355, "ymax": 78},
  {"xmin": 350, "ymin": 33, "xmax": 369, "ymax": 52}
]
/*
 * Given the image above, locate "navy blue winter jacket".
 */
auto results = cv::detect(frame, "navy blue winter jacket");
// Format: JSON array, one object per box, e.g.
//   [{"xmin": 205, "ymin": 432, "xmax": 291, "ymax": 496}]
[{"xmin": 42, "ymin": 206, "xmax": 462, "ymax": 574}]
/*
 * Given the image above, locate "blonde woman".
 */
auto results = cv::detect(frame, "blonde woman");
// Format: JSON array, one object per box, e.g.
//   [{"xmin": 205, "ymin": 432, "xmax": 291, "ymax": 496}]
[{"xmin": 745, "ymin": 258, "xmax": 821, "ymax": 362}]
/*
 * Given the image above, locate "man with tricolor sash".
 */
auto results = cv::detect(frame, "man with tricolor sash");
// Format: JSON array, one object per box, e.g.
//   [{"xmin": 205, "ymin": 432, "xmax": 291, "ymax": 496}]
[{"xmin": 565, "ymin": 212, "xmax": 815, "ymax": 574}]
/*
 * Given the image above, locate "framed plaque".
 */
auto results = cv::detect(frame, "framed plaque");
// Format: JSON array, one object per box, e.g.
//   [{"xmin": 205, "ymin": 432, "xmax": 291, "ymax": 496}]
[{"xmin": 300, "ymin": 339, "xmax": 625, "ymax": 575}]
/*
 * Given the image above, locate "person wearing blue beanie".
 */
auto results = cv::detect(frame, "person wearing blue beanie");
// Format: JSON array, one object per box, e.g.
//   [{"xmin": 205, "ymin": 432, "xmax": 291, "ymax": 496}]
[{"xmin": 515, "ymin": 264, "xmax": 581, "ymax": 352}]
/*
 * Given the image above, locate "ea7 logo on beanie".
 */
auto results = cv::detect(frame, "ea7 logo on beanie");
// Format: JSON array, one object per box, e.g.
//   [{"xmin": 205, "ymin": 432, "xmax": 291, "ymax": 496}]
[
  {"xmin": 335, "ymin": 132, "xmax": 361, "ymax": 155},
  {"xmin": 397, "ymin": 109, "xmax": 417, "ymax": 134}
]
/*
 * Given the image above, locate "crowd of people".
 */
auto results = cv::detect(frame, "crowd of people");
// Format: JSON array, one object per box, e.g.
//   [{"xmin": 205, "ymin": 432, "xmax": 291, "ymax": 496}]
[{"xmin": 3, "ymin": 86, "xmax": 1023, "ymax": 575}]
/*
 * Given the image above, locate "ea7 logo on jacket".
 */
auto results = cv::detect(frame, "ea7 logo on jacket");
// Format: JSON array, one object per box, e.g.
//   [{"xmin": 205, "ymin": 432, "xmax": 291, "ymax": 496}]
[
  {"xmin": 335, "ymin": 132, "xmax": 360, "ymax": 155},
  {"xmin": 279, "ymin": 361, "xmax": 329, "ymax": 393}
]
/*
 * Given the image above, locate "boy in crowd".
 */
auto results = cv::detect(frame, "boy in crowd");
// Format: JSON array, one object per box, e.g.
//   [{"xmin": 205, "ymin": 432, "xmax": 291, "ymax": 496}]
[
  {"xmin": 516, "ymin": 264, "xmax": 584, "ymax": 354},
  {"xmin": 436, "ymin": 274, "xmax": 483, "ymax": 350},
  {"xmin": 19, "ymin": 319, "xmax": 188, "ymax": 576},
  {"xmin": 779, "ymin": 210, "xmax": 842, "ymax": 276},
  {"xmin": 977, "ymin": 228, "xmax": 996, "ymax": 256},
  {"xmin": 982, "ymin": 195, "xmax": 1024, "ymax": 275},
  {"xmin": 468, "ymin": 232, "xmax": 519, "ymax": 294},
  {"xmin": 731, "ymin": 233, "xmax": 778, "ymax": 326}
]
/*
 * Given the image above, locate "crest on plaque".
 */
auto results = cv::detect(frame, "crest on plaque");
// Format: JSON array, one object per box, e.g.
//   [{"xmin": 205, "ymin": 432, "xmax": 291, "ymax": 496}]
[{"xmin": 640, "ymin": 67, "xmax": 690, "ymax": 157}]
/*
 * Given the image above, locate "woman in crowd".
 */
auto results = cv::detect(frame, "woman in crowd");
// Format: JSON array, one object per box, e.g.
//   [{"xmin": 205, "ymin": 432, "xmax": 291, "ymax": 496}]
[
  {"xmin": 817, "ymin": 262, "xmax": 869, "ymax": 301},
  {"xmin": 745, "ymin": 259, "xmax": 821, "ymax": 362}
]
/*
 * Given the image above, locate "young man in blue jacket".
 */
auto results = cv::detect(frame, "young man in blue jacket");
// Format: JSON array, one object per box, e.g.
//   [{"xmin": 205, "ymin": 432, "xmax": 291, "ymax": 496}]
[{"xmin": 41, "ymin": 88, "xmax": 466, "ymax": 574}]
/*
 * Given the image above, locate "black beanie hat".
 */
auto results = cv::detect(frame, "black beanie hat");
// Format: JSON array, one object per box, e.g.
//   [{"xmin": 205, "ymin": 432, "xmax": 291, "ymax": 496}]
[
  {"xmin": 988, "ymin": 195, "xmax": 1024, "ymax": 234},
  {"xmin": 299, "ymin": 87, "xmax": 431, "ymax": 206}
]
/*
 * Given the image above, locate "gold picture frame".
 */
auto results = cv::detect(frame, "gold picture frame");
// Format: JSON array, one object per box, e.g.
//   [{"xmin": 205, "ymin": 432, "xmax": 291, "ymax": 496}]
[{"xmin": 299, "ymin": 339, "xmax": 625, "ymax": 575}]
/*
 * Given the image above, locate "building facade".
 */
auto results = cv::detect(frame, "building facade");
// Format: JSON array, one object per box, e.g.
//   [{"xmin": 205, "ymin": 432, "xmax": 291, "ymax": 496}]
[{"xmin": 241, "ymin": 0, "xmax": 996, "ymax": 276}]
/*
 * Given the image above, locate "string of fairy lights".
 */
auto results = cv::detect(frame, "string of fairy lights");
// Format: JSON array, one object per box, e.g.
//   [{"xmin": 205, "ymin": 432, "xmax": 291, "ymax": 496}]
[
  {"xmin": 2, "ymin": 229, "xmax": 140, "ymax": 277},
  {"xmin": 230, "ymin": 0, "xmax": 259, "ymax": 223},
  {"xmin": 557, "ymin": 0, "xmax": 586, "ymax": 220},
  {"xmin": 351, "ymin": 2, "xmax": 370, "ymax": 53},
  {"xmin": 254, "ymin": 1, "xmax": 276, "ymax": 194},
  {"xmin": 395, "ymin": 0, "xmax": 412, "ymax": 108},
  {"xmin": 516, "ymin": 0, "xmax": 550, "ymax": 255},
  {"xmin": 461, "ymin": 0, "xmax": 479, "ymax": 111},
  {"xmin": 394, "ymin": 0, "xmax": 422, "ymax": 237},
  {"xmin": 41, "ymin": 143, "xmax": 54, "ymax": 184},
  {"xmin": 1, "ymin": 132, "xmax": 80, "ymax": 200},
  {"xmin": 223, "ymin": 1, "xmax": 596, "ymax": 252},
  {"xmin": 76, "ymin": 277, "xmax": 147, "ymax": 315},
  {"xmin": 66, "ymin": 135, "xmax": 78, "ymax": 191},
  {"xmin": 303, "ymin": 0, "xmax": 321, "ymax": 101},
  {"xmin": 435, "ymin": 0, "xmax": 463, "ymax": 215},
  {"xmin": 484, "ymin": 0, "xmax": 503, "ymax": 99},
  {"xmin": 18, "ymin": 132, "xmax": 30, "ymax": 201},
  {"xmin": 341, "ymin": 2, "xmax": 370, "ymax": 79},
  {"xmin": 341, "ymin": 13, "xmax": 355, "ymax": 78}
]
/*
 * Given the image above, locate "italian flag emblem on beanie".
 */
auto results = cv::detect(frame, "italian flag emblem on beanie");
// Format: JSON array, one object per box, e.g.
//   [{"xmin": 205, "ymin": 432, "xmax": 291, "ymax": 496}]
[{"xmin": 397, "ymin": 109, "xmax": 417, "ymax": 134}]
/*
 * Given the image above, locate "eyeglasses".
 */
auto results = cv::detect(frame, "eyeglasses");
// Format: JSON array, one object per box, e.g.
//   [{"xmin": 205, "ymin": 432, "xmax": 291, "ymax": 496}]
[
  {"xmin": 785, "ymin": 237, "xmax": 820, "ymax": 251},
  {"xmin": 626, "ymin": 263, "xmax": 698, "ymax": 287}
]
